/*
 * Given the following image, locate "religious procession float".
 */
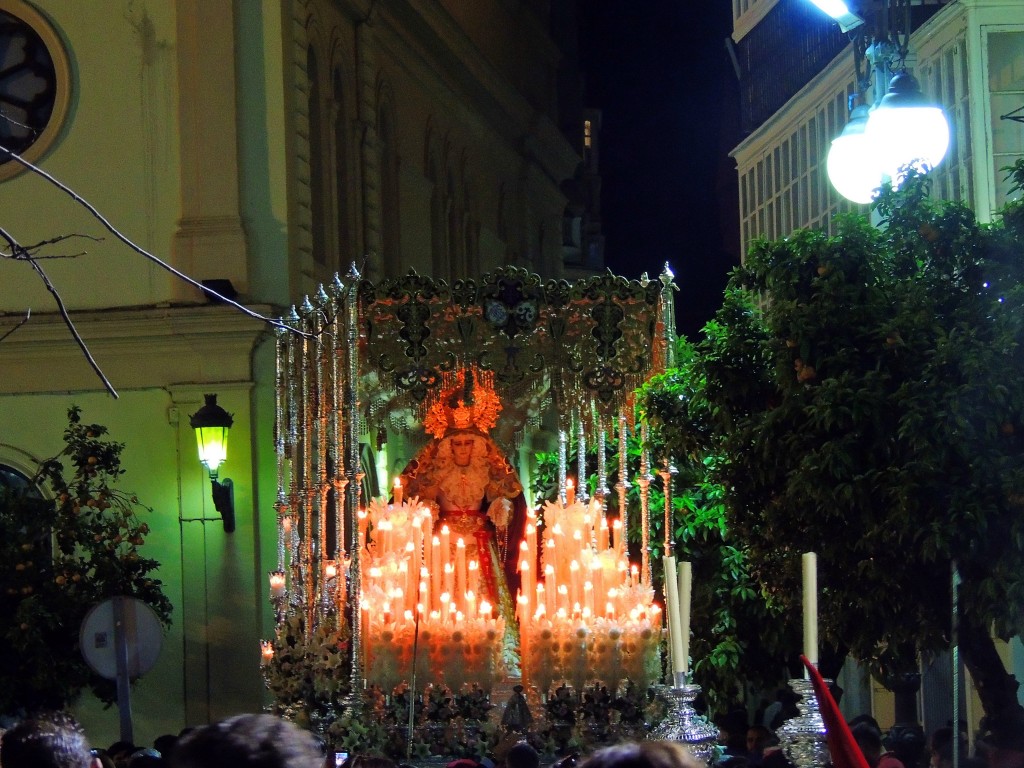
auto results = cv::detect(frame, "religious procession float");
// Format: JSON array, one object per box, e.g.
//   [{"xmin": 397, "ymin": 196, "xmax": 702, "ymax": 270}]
[{"xmin": 259, "ymin": 266, "xmax": 824, "ymax": 764}]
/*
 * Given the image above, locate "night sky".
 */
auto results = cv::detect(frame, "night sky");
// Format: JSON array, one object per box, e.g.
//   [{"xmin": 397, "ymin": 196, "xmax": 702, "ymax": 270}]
[{"xmin": 578, "ymin": 4, "xmax": 741, "ymax": 339}]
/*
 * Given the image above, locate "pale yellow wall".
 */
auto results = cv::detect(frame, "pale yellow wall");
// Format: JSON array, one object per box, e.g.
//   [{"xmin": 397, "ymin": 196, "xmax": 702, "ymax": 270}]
[
  {"xmin": 0, "ymin": 1, "xmax": 183, "ymax": 313},
  {"xmin": 0, "ymin": 384, "xmax": 266, "ymax": 743}
]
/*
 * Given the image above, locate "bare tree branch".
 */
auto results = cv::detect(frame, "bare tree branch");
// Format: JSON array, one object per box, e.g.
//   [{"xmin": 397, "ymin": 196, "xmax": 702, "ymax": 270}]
[
  {"xmin": 0, "ymin": 308, "xmax": 30, "ymax": 343},
  {"xmin": 0, "ymin": 226, "xmax": 118, "ymax": 397},
  {"xmin": 0, "ymin": 232, "xmax": 104, "ymax": 260},
  {"xmin": 1, "ymin": 145, "xmax": 306, "ymax": 336}
]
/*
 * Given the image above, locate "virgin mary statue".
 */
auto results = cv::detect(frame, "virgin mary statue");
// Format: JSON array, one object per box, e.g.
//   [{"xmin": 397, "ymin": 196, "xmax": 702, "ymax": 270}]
[{"xmin": 402, "ymin": 369, "xmax": 527, "ymax": 658}]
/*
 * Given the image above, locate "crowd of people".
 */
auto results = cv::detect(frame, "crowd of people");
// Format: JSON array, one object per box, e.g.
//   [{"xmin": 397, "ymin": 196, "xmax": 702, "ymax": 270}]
[{"xmin": 0, "ymin": 708, "xmax": 987, "ymax": 768}]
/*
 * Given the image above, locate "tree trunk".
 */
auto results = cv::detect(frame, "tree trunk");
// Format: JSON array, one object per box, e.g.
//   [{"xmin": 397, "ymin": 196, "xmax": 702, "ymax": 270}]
[{"xmin": 960, "ymin": 614, "xmax": 1024, "ymax": 751}]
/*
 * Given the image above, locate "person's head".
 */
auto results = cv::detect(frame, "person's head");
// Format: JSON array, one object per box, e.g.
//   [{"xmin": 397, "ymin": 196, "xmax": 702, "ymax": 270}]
[
  {"xmin": 170, "ymin": 714, "xmax": 321, "ymax": 768},
  {"xmin": 747, "ymin": 726, "xmax": 770, "ymax": 756},
  {"xmin": 128, "ymin": 749, "xmax": 166, "ymax": 768},
  {"xmin": 507, "ymin": 742, "xmax": 541, "ymax": 768},
  {"xmin": 447, "ymin": 432, "xmax": 482, "ymax": 467},
  {"xmin": 0, "ymin": 713, "xmax": 99, "ymax": 768},
  {"xmin": 579, "ymin": 741, "xmax": 704, "ymax": 768},
  {"xmin": 153, "ymin": 735, "xmax": 178, "ymax": 760},
  {"xmin": 851, "ymin": 721, "xmax": 884, "ymax": 766}
]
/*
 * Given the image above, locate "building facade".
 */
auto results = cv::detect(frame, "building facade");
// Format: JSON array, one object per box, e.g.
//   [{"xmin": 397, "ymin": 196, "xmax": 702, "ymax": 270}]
[
  {"xmin": 728, "ymin": 0, "xmax": 1024, "ymax": 735},
  {"xmin": 731, "ymin": 0, "xmax": 1024, "ymax": 257},
  {"xmin": 0, "ymin": 0, "xmax": 600, "ymax": 743}
]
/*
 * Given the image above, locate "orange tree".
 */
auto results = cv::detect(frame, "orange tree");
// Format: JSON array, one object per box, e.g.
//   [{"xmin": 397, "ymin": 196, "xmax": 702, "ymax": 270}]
[
  {"xmin": 643, "ymin": 163, "xmax": 1024, "ymax": 747},
  {"xmin": 0, "ymin": 407, "xmax": 171, "ymax": 714}
]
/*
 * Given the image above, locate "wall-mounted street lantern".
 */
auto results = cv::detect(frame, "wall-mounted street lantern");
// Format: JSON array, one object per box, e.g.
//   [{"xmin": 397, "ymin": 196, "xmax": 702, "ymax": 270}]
[{"xmin": 189, "ymin": 394, "xmax": 235, "ymax": 533}]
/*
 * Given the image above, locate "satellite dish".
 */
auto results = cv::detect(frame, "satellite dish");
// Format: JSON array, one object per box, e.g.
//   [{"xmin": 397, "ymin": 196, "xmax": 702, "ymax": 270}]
[{"xmin": 80, "ymin": 596, "xmax": 162, "ymax": 681}]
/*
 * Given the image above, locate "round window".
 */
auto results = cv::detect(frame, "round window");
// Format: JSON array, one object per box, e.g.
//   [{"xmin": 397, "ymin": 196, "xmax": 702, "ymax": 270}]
[{"xmin": 0, "ymin": 1, "xmax": 71, "ymax": 181}]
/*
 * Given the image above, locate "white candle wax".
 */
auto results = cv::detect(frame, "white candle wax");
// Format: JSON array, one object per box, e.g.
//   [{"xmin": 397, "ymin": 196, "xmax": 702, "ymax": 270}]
[
  {"xmin": 677, "ymin": 561, "xmax": 692, "ymax": 674},
  {"xmin": 455, "ymin": 538, "xmax": 467, "ymax": 600},
  {"xmin": 663, "ymin": 555, "xmax": 684, "ymax": 675},
  {"xmin": 803, "ymin": 552, "xmax": 818, "ymax": 665}
]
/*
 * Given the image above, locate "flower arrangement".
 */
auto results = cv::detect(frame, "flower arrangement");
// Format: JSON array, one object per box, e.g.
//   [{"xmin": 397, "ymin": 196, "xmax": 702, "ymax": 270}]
[{"xmin": 262, "ymin": 612, "xmax": 350, "ymax": 729}]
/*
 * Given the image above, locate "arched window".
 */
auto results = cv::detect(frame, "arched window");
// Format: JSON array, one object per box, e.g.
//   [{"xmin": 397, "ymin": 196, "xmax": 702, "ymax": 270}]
[
  {"xmin": 332, "ymin": 68, "xmax": 351, "ymax": 264},
  {"xmin": 429, "ymin": 157, "xmax": 448, "ymax": 278},
  {"xmin": 0, "ymin": 463, "xmax": 39, "ymax": 496},
  {"xmin": 378, "ymin": 107, "xmax": 400, "ymax": 276},
  {"xmin": 307, "ymin": 46, "xmax": 327, "ymax": 266}
]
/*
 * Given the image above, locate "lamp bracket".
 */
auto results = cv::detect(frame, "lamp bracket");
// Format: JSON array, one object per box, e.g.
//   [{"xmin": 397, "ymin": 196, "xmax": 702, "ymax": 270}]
[
  {"xmin": 1001, "ymin": 104, "xmax": 1024, "ymax": 124},
  {"xmin": 211, "ymin": 477, "xmax": 236, "ymax": 533}
]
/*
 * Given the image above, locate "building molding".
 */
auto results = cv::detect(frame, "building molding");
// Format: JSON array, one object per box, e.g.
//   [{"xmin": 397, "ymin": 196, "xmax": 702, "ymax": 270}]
[{"xmin": 0, "ymin": 305, "xmax": 271, "ymax": 394}]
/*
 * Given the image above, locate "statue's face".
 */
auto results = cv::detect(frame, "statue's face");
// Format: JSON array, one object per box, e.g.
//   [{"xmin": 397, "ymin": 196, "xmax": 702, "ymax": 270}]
[{"xmin": 450, "ymin": 435, "xmax": 476, "ymax": 467}]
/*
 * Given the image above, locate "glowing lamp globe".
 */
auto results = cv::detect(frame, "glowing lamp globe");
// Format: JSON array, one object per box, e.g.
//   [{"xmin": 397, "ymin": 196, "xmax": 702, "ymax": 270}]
[
  {"xmin": 865, "ymin": 72, "xmax": 949, "ymax": 183},
  {"xmin": 189, "ymin": 394, "xmax": 233, "ymax": 478},
  {"xmin": 826, "ymin": 105, "xmax": 881, "ymax": 204}
]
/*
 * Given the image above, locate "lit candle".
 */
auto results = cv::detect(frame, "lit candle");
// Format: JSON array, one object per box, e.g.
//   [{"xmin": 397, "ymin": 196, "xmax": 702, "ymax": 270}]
[
  {"xmin": 479, "ymin": 599, "xmax": 492, "ymax": 618},
  {"xmin": 467, "ymin": 589, "xmax": 477, "ymax": 617},
  {"xmin": 431, "ymin": 536, "xmax": 442, "ymax": 606},
  {"xmin": 445, "ymin": 562, "xmax": 455, "ymax": 600},
  {"xmin": 544, "ymin": 568, "xmax": 556, "ymax": 616},
  {"xmin": 440, "ymin": 591, "xmax": 451, "ymax": 623},
  {"xmin": 393, "ymin": 476, "xmax": 403, "ymax": 506},
  {"xmin": 455, "ymin": 538, "xmax": 467, "ymax": 600},
  {"xmin": 526, "ymin": 522, "xmax": 537, "ymax": 562},
  {"xmin": 468, "ymin": 559, "xmax": 480, "ymax": 596},
  {"xmin": 269, "ymin": 571, "xmax": 286, "ymax": 600},
  {"xmin": 399, "ymin": 560, "xmax": 411, "ymax": 612},
  {"xmin": 411, "ymin": 514, "xmax": 423, "ymax": 568},
  {"xmin": 324, "ymin": 561, "xmax": 338, "ymax": 580},
  {"xmin": 521, "ymin": 559, "xmax": 533, "ymax": 606},
  {"xmin": 441, "ymin": 524, "xmax": 451, "ymax": 562},
  {"xmin": 566, "ymin": 478, "xmax": 575, "ymax": 506},
  {"xmin": 599, "ymin": 516, "xmax": 610, "ymax": 551},
  {"xmin": 570, "ymin": 559, "xmax": 581, "ymax": 607},
  {"xmin": 378, "ymin": 518, "xmax": 392, "ymax": 554},
  {"xmin": 558, "ymin": 584, "xmax": 569, "ymax": 612},
  {"xmin": 605, "ymin": 601, "xmax": 615, "ymax": 618},
  {"xmin": 612, "ymin": 518, "xmax": 622, "ymax": 553},
  {"xmin": 803, "ymin": 552, "xmax": 818, "ymax": 665},
  {"xmin": 583, "ymin": 580, "xmax": 595, "ymax": 618},
  {"xmin": 260, "ymin": 639, "xmax": 274, "ymax": 666},
  {"xmin": 678, "ymin": 560, "xmax": 692, "ymax": 674}
]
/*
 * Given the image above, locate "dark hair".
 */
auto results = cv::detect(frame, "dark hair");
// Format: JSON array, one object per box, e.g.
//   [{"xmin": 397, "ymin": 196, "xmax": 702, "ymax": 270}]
[
  {"xmin": 850, "ymin": 721, "xmax": 884, "ymax": 759},
  {"xmin": 579, "ymin": 741, "xmax": 704, "ymax": 768},
  {"xmin": 170, "ymin": 714, "xmax": 321, "ymax": 768},
  {"xmin": 507, "ymin": 742, "xmax": 541, "ymax": 768},
  {"xmin": 0, "ymin": 713, "xmax": 95, "ymax": 768}
]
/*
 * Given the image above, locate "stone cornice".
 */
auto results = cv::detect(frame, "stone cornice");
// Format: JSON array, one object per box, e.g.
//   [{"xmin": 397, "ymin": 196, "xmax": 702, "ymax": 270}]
[{"xmin": 0, "ymin": 304, "xmax": 275, "ymax": 394}]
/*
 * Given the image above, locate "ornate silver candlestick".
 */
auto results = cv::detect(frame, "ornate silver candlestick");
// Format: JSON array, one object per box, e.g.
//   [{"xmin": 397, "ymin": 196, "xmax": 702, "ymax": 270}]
[
  {"xmin": 777, "ymin": 676, "xmax": 830, "ymax": 768},
  {"xmin": 652, "ymin": 673, "xmax": 719, "ymax": 764}
]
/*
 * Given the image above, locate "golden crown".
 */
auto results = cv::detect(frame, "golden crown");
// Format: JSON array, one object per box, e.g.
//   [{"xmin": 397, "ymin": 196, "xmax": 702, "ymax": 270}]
[{"xmin": 423, "ymin": 368, "xmax": 502, "ymax": 439}]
